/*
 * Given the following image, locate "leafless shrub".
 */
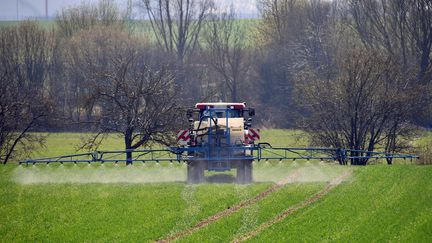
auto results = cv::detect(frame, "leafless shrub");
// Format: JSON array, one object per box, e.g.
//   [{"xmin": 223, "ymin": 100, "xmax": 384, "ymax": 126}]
[
  {"xmin": 416, "ymin": 143, "xmax": 432, "ymax": 165},
  {"xmin": 56, "ymin": 0, "xmax": 129, "ymax": 37}
]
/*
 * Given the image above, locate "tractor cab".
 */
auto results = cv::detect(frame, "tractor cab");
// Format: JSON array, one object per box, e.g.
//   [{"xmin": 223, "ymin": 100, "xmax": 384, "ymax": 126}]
[{"xmin": 184, "ymin": 102, "xmax": 255, "ymax": 147}]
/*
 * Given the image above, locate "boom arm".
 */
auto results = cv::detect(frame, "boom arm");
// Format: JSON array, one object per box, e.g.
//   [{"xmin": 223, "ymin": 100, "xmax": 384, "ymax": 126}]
[{"xmin": 20, "ymin": 144, "xmax": 418, "ymax": 165}]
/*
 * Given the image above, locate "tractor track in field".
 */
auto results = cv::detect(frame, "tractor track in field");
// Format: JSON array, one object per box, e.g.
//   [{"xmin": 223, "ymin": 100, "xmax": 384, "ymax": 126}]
[
  {"xmin": 233, "ymin": 170, "xmax": 353, "ymax": 242},
  {"xmin": 157, "ymin": 169, "xmax": 302, "ymax": 243}
]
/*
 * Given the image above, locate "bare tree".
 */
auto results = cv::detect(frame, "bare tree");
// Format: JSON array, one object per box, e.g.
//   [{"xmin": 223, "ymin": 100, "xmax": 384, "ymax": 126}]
[
  {"xmin": 67, "ymin": 26, "xmax": 180, "ymax": 164},
  {"xmin": 0, "ymin": 22, "xmax": 54, "ymax": 164},
  {"xmin": 139, "ymin": 0, "xmax": 214, "ymax": 61},
  {"xmin": 408, "ymin": 0, "xmax": 432, "ymax": 82},
  {"xmin": 257, "ymin": 0, "xmax": 307, "ymax": 45},
  {"xmin": 253, "ymin": 0, "xmax": 308, "ymax": 127},
  {"xmin": 53, "ymin": 0, "xmax": 133, "ymax": 129},
  {"xmin": 204, "ymin": 8, "xmax": 249, "ymax": 102},
  {"xmin": 297, "ymin": 47, "xmax": 416, "ymax": 165},
  {"xmin": 345, "ymin": 0, "xmax": 432, "ymax": 128},
  {"xmin": 254, "ymin": 0, "xmax": 337, "ymax": 127},
  {"xmin": 347, "ymin": 0, "xmax": 432, "ymax": 83}
]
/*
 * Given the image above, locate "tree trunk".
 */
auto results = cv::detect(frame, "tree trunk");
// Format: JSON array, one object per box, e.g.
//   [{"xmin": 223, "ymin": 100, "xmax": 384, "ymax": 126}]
[
  {"xmin": 418, "ymin": 49, "xmax": 431, "ymax": 82},
  {"xmin": 350, "ymin": 151, "xmax": 367, "ymax": 165},
  {"xmin": 386, "ymin": 158, "xmax": 393, "ymax": 165},
  {"xmin": 124, "ymin": 130, "xmax": 133, "ymax": 165}
]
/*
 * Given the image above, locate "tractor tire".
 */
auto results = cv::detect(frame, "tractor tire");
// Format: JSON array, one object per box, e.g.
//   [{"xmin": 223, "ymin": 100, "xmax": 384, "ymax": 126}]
[
  {"xmin": 236, "ymin": 159, "xmax": 253, "ymax": 184},
  {"xmin": 187, "ymin": 160, "xmax": 205, "ymax": 184}
]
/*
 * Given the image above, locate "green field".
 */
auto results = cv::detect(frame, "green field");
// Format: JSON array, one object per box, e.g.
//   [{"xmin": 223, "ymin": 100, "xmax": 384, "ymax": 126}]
[
  {"xmin": 1, "ymin": 130, "xmax": 431, "ymax": 242},
  {"xmin": 0, "ymin": 19, "xmax": 260, "ymax": 47}
]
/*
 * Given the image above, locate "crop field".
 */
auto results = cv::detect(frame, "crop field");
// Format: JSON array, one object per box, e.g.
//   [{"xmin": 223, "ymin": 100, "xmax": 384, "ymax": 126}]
[
  {"xmin": 1, "ymin": 130, "xmax": 432, "ymax": 242},
  {"xmin": 0, "ymin": 19, "xmax": 260, "ymax": 46}
]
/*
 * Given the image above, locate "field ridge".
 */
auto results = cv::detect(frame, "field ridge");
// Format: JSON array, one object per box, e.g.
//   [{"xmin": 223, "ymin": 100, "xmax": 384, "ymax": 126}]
[
  {"xmin": 158, "ymin": 169, "xmax": 302, "ymax": 242},
  {"xmin": 234, "ymin": 170, "xmax": 352, "ymax": 242}
]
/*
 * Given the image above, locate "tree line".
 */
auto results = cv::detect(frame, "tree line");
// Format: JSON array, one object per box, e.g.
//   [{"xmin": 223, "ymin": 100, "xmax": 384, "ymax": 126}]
[{"xmin": 1, "ymin": 0, "xmax": 431, "ymax": 164}]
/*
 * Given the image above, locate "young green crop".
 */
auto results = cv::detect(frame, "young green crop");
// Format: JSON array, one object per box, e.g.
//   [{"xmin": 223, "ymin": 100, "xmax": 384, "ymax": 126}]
[
  {"xmin": 0, "ymin": 164, "xmax": 273, "ymax": 242},
  {"xmin": 250, "ymin": 165, "xmax": 432, "ymax": 242},
  {"xmin": 179, "ymin": 183, "xmax": 325, "ymax": 242},
  {"xmin": 1, "ymin": 131, "xmax": 432, "ymax": 242}
]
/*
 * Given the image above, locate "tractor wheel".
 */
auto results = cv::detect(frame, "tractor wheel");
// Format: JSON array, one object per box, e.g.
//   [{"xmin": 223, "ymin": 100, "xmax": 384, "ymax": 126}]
[
  {"xmin": 187, "ymin": 160, "xmax": 205, "ymax": 184},
  {"xmin": 236, "ymin": 159, "xmax": 253, "ymax": 184}
]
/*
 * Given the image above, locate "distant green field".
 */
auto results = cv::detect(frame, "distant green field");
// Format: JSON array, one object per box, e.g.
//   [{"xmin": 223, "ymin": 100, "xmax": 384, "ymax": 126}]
[
  {"xmin": 0, "ymin": 20, "xmax": 55, "ymax": 28},
  {"xmin": 0, "ymin": 19, "xmax": 260, "ymax": 46},
  {"xmin": 1, "ymin": 130, "xmax": 431, "ymax": 242}
]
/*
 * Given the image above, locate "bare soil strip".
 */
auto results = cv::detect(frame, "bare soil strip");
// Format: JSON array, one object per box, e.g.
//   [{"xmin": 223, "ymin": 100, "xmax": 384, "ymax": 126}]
[
  {"xmin": 233, "ymin": 170, "xmax": 352, "ymax": 242},
  {"xmin": 157, "ymin": 170, "xmax": 301, "ymax": 242}
]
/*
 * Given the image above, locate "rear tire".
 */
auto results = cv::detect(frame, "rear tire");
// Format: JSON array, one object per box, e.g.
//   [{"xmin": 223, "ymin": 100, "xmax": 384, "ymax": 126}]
[
  {"xmin": 236, "ymin": 159, "xmax": 253, "ymax": 184},
  {"xmin": 187, "ymin": 160, "xmax": 205, "ymax": 184}
]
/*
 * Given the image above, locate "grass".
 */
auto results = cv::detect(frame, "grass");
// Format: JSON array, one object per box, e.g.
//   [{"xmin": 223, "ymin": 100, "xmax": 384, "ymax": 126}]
[
  {"xmin": 179, "ymin": 183, "xmax": 326, "ymax": 242},
  {"xmin": 31, "ymin": 133, "xmax": 124, "ymax": 158},
  {"xmin": 250, "ymin": 165, "xmax": 432, "ymax": 242},
  {"xmin": 0, "ymin": 163, "xmax": 273, "ymax": 242},
  {"xmin": 0, "ymin": 179, "xmax": 185, "ymax": 242},
  {"xmin": 1, "ymin": 130, "xmax": 432, "ymax": 242},
  {"xmin": 259, "ymin": 129, "xmax": 309, "ymax": 147}
]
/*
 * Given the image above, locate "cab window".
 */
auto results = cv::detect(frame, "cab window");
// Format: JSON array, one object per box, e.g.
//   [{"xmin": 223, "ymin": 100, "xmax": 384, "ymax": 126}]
[
  {"xmin": 200, "ymin": 109, "xmax": 242, "ymax": 119},
  {"xmin": 216, "ymin": 110, "xmax": 241, "ymax": 118}
]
